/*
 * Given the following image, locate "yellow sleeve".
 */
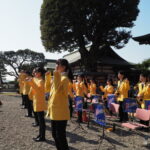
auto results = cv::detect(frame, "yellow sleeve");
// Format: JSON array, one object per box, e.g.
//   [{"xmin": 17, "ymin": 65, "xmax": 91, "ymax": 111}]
[
  {"xmin": 125, "ymin": 80, "xmax": 130, "ymax": 91},
  {"xmin": 140, "ymin": 85, "xmax": 150, "ymax": 96},
  {"xmin": 68, "ymin": 82, "xmax": 74, "ymax": 98},
  {"xmin": 45, "ymin": 73, "xmax": 52, "ymax": 93},
  {"xmin": 107, "ymin": 86, "xmax": 114, "ymax": 93},
  {"xmin": 119, "ymin": 80, "xmax": 130, "ymax": 93},
  {"xmin": 100, "ymin": 86, "xmax": 105, "ymax": 92},
  {"xmin": 53, "ymin": 71, "xmax": 61, "ymax": 90}
]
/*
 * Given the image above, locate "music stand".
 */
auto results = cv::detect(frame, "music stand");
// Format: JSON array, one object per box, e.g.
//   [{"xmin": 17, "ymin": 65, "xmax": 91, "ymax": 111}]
[
  {"xmin": 123, "ymin": 98, "xmax": 138, "ymax": 113},
  {"xmin": 94, "ymin": 104, "xmax": 116, "ymax": 150},
  {"xmin": 145, "ymin": 100, "xmax": 150, "ymax": 110},
  {"xmin": 123, "ymin": 98, "xmax": 138, "ymax": 121},
  {"xmin": 107, "ymin": 94, "xmax": 116, "ymax": 109},
  {"xmin": 71, "ymin": 96, "xmax": 87, "ymax": 133},
  {"xmin": 87, "ymin": 95, "xmax": 100, "ymax": 128}
]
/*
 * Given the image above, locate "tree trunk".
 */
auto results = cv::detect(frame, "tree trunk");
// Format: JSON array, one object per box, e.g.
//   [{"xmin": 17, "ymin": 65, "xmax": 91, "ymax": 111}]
[{"xmin": 79, "ymin": 47, "xmax": 98, "ymax": 72}]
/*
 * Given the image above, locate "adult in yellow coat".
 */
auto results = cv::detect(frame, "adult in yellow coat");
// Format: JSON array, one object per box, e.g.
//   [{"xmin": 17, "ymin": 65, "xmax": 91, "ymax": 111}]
[
  {"xmin": 47, "ymin": 59, "xmax": 73, "ymax": 150},
  {"xmin": 115, "ymin": 71, "xmax": 130, "ymax": 122},
  {"xmin": 28, "ymin": 67, "xmax": 46, "ymax": 142}
]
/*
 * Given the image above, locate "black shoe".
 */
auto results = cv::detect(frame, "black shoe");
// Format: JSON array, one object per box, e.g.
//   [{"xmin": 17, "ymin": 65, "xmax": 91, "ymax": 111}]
[
  {"xmin": 25, "ymin": 114, "xmax": 32, "ymax": 117},
  {"xmin": 32, "ymin": 123, "xmax": 39, "ymax": 127},
  {"xmin": 21, "ymin": 106, "xmax": 26, "ymax": 109},
  {"xmin": 33, "ymin": 137, "xmax": 46, "ymax": 142},
  {"xmin": 36, "ymin": 135, "xmax": 40, "ymax": 138}
]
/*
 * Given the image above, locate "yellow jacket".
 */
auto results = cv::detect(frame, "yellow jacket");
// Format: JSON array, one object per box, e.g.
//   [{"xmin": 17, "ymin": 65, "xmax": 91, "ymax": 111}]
[
  {"xmin": 18, "ymin": 73, "xmax": 27, "ymax": 94},
  {"xmin": 115, "ymin": 79, "xmax": 130, "ymax": 101},
  {"xmin": 28, "ymin": 87, "xmax": 34, "ymax": 101},
  {"xmin": 22, "ymin": 80, "xmax": 30, "ymax": 95},
  {"xmin": 100, "ymin": 85, "xmax": 114, "ymax": 98},
  {"xmin": 88, "ymin": 83, "xmax": 97, "ymax": 95},
  {"xmin": 68, "ymin": 81, "xmax": 74, "ymax": 98},
  {"xmin": 139, "ymin": 83, "xmax": 150, "ymax": 100},
  {"xmin": 75, "ymin": 82, "xmax": 87, "ymax": 97},
  {"xmin": 137, "ymin": 82, "xmax": 146, "ymax": 96},
  {"xmin": 73, "ymin": 81, "xmax": 76, "ymax": 93},
  {"xmin": 45, "ymin": 73, "xmax": 52, "ymax": 93},
  {"xmin": 47, "ymin": 71, "xmax": 70, "ymax": 120},
  {"xmin": 28, "ymin": 77, "xmax": 46, "ymax": 112}
]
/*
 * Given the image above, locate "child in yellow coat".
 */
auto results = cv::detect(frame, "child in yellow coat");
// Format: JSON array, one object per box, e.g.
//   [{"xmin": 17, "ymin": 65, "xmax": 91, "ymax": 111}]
[
  {"xmin": 137, "ymin": 73, "xmax": 148, "ymax": 108},
  {"xmin": 47, "ymin": 59, "xmax": 73, "ymax": 150},
  {"xmin": 74, "ymin": 75, "xmax": 88, "ymax": 123},
  {"xmin": 100, "ymin": 79, "xmax": 114, "ymax": 110},
  {"xmin": 115, "ymin": 71, "xmax": 130, "ymax": 122},
  {"xmin": 28, "ymin": 67, "xmax": 46, "ymax": 142}
]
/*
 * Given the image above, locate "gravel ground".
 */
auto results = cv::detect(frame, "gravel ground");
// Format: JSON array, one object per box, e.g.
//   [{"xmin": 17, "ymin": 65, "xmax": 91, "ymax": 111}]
[{"xmin": 0, "ymin": 94, "xmax": 150, "ymax": 150}]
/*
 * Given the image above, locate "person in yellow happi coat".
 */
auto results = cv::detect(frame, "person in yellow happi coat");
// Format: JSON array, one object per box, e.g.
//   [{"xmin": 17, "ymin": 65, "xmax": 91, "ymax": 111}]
[
  {"xmin": 17, "ymin": 70, "xmax": 27, "ymax": 107},
  {"xmin": 22, "ymin": 71, "xmax": 31, "ymax": 116},
  {"xmin": 88, "ymin": 78, "xmax": 97, "ymax": 98},
  {"xmin": 115, "ymin": 71, "xmax": 130, "ymax": 122},
  {"xmin": 27, "ymin": 69, "xmax": 40, "ymax": 127},
  {"xmin": 137, "ymin": 74, "xmax": 150, "ymax": 126},
  {"xmin": 100, "ymin": 79, "xmax": 114, "ymax": 99},
  {"xmin": 100, "ymin": 79, "xmax": 114, "ymax": 110},
  {"xmin": 28, "ymin": 67, "xmax": 46, "ymax": 142},
  {"xmin": 137, "ymin": 73, "xmax": 150, "ymax": 108},
  {"xmin": 136, "ymin": 73, "xmax": 148, "ymax": 108},
  {"xmin": 75, "ymin": 75, "xmax": 88, "ymax": 97},
  {"xmin": 74, "ymin": 75, "xmax": 88, "ymax": 123},
  {"xmin": 47, "ymin": 59, "xmax": 73, "ymax": 150}
]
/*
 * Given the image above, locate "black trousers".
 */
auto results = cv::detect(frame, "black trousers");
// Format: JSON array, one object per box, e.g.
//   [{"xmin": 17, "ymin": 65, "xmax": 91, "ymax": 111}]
[
  {"xmin": 119, "ymin": 101, "xmax": 128, "ymax": 122},
  {"xmin": 22, "ymin": 95, "xmax": 28, "ymax": 109},
  {"xmin": 23, "ymin": 95, "xmax": 32, "ymax": 116},
  {"xmin": 51, "ymin": 120, "xmax": 69, "ymax": 150},
  {"xmin": 34, "ymin": 112, "xmax": 39, "ymax": 125},
  {"xmin": 37, "ymin": 111, "xmax": 46, "ymax": 138},
  {"xmin": 76, "ymin": 96, "xmax": 84, "ymax": 122},
  {"xmin": 69, "ymin": 97, "xmax": 73, "ymax": 118}
]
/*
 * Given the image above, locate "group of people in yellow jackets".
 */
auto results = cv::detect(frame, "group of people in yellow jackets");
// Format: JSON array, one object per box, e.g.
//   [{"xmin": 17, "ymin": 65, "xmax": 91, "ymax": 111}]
[
  {"xmin": 18, "ymin": 59, "xmax": 73, "ymax": 150},
  {"xmin": 18, "ymin": 58, "xmax": 150, "ymax": 150}
]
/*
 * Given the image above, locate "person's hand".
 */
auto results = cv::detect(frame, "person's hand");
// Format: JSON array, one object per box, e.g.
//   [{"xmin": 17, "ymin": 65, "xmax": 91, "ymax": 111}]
[
  {"xmin": 25, "ymin": 76, "xmax": 32, "ymax": 81},
  {"xmin": 45, "ymin": 71, "xmax": 51, "ymax": 75},
  {"xmin": 124, "ymin": 78, "xmax": 129, "ymax": 82},
  {"xmin": 55, "ymin": 65, "xmax": 59, "ymax": 72},
  {"xmin": 100, "ymin": 85, "xmax": 103, "ymax": 88}
]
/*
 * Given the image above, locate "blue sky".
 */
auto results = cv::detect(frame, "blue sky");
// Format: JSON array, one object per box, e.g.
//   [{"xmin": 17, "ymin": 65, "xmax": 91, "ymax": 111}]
[{"xmin": 0, "ymin": 0, "xmax": 150, "ymax": 64}]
